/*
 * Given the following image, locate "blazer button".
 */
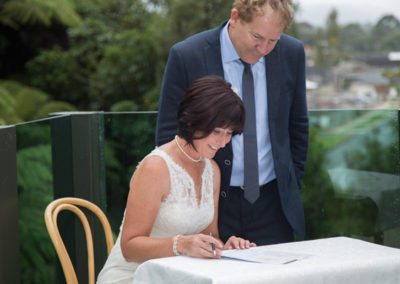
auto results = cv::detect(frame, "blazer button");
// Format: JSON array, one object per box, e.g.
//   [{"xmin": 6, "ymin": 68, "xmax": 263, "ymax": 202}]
[
  {"xmin": 221, "ymin": 191, "xmax": 227, "ymax": 198},
  {"xmin": 224, "ymin": 160, "xmax": 231, "ymax": 166}
]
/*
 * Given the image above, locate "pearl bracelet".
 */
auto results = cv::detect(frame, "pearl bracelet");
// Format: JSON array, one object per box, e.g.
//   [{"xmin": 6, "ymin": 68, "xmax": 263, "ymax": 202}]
[{"xmin": 172, "ymin": 234, "xmax": 181, "ymax": 256}]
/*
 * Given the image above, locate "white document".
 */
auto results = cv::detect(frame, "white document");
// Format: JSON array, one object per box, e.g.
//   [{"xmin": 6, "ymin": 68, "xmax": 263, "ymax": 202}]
[{"xmin": 221, "ymin": 246, "xmax": 311, "ymax": 265}]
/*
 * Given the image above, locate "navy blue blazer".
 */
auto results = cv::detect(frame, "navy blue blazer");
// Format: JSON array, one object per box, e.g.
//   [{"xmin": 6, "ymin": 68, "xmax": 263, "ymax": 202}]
[{"xmin": 156, "ymin": 22, "xmax": 309, "ymax": 236}]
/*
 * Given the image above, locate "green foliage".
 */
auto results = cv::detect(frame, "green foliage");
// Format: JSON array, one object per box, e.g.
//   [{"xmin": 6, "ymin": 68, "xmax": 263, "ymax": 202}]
[
  {"xmin": 285, "ymin": 2, "xmax": 300, "ymax": 37},
  {"xmin": 90, "ymin": 29, "xmax": 158, "ymax": 109},
  {"xmin": 297, "ymin": 10, "xmax": 400, "ymax": 67},
  {"xmin": 142, "ymin": 85, "xmax": 162, "ymax": 110},
  {"xmin": 151, "ymin": 0, "xmax": 231, "ymax": 49},
  {"xmin": 0, "ymin": 0, "xmax": 82, "ymax": 28},
  {"xmin": 379, "ymin": 30, "xmax": 400, "ymax": 51},
  {"xmin": 16, "ymin": 122, "xmax": 51, "ymax": 150},
  {"xmin": 318, "ymin": 8, "xmax": 341, "ymax": 66},
  {"xmin": 302, "ymin": 110, "xmax": 400, "ymax": 242},
  {"xmin": 0, "ymin": 80, "xmax": 76, "ymax": 124},
  {"xmin": 344, "ymin": 121, "xmax": 399, "ymax": 175},
  {"xmin": 302, "ymin": 114, "xmax": 400, "ymax": 241},
  {"xmin": 168, "ymin": 0, "xmax": 231, "ymax": 35},
  {"xmin": 26, "ymin": 29, "xmax": 101, "ymax": 107},
  {"xmin": 34, "ymin": 101, "xmax": 77, "ymax": 119},
  {"xmin": 26, "ymin": 48, "xmax": 82, "ymax": 103},
  {"xmin": 110, "ymin": 100, "xmax": 139, "ymax": 112},
  {"xmin": 3, "ymin": 0, "xmax": 400, "ymax": 116},
  {"xmin": 104, "ymin": 114, "xmax": 157, "ymax": 230},
  {"xmin": 302, "ymin": 126, "xmax": 336, "ymax": 238},
  {"xmin": 0, "ymin": 85, "xmax": 19, "ymax": 124},
  {"xmin": 14, "ymin": 87, "xmax": 48, "ymax": 119},
  {"xmin": 26, "ymin": 10, "xmax": 160, "ymax": 110},
  {"xmin": 0, "ymin": 81, "xmax": 50, "ymax": 124},
  {"xmin": 69, "ymin": 0, "xmax": 107, "ymax": 16},
  {"xmin": 313, "ymin": 28, "xmax": 327, "ymax": 67},
  {"xmin": 312, "ymin": 111, "xmax": 399, "ymax": 240},
  {"xmin": 106, "ymin": 114, "xmax": 156, "ymax": 177},
  {"xmin": 370, "ymin": 14, "xmax": 400, "ymax": 52},
  {"xmin": 340, "ymin": 23, "xmax": 370, "ymax": 53},
  {"xmin": 17, "ymin": 144, "xmax": 55, "ymax": 283},
  {"xmin": 326, "ymin": 9, "xmax": 340, "ymax": 48},
  {"xmin": 294, "ymin": 22, "xmax": 315, "ymax": 45},
  {"xmin": 97, "ymin": 0, "xmax": 152, "ymax": 30},
  {"xmin": 0, "ymin": 79, "xmax": 25, "ymax": 93}
]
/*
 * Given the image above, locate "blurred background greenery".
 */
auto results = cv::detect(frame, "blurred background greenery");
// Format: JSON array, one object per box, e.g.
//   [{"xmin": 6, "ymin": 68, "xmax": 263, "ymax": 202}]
[{"xmin": 1, "ymin": 0, "xmax": 399, "ymax": 125}]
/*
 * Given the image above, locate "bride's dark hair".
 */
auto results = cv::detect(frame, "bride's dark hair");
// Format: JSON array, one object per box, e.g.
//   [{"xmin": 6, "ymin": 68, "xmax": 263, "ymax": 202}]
[{"xmin": 177, "ymin": 75, "xmax": 245, "ymax": 149}]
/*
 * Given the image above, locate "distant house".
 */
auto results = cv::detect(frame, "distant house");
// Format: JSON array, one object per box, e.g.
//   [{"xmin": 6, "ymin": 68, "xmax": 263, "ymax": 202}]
[
  {"xmin": 349, "ymin": 82, "xmax": 379, "ymax": 103},
  {"xmin": 354, "ymin": 51, "xmax": 400, "ymax": 69},
  {"xmin": 306, "ymin": 51, "xmax": 399, "ymax": 109},
  {"xmin": 346, "ymin": 71, "xmax": 392, "ymax": 102}
]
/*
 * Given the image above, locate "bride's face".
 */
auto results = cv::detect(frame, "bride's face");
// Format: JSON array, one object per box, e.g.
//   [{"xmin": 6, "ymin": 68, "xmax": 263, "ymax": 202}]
[{"xmin": 193, "ymin": 128, "xmax": 233, "ymax": 159}]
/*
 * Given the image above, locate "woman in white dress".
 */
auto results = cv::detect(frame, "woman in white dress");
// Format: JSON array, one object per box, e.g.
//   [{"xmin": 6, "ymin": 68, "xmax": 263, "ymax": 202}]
[{"xmin": 97, "ymin": 75, "xmax": 255, "ymax": 284}]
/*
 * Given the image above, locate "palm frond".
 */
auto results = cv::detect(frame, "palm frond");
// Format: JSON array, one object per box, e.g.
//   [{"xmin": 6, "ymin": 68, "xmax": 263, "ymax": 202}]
[{"xmin": 0, "ymin": 0, "xmax": 81, "ymax": 28}]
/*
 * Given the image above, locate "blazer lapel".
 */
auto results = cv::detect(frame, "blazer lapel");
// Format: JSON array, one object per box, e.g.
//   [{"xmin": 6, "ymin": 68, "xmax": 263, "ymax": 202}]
[
  {"xmin": 265, "ymin": 46, "xmax": 280, "ymax": 122},
  {"xmin": 205, "ymin": 46, "xmax": 224, "ymax": 76},
  {"xmin": 205, "ymin": 23, "xmax": 233, "ymax": 169},
  {"xmin": 205, "ymin": 24, "xmax": 225, "ymax": 77}
]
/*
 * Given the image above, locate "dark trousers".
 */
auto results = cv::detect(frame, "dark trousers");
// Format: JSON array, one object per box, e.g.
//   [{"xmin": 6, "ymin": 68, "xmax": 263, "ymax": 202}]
[{"xmin": 218, "ymin": 179, "xmax": 293, "ymax": 246}]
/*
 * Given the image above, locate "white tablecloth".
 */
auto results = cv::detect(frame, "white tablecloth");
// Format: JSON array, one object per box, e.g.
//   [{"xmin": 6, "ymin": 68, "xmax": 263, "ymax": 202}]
[{"xmin": 133, "ymin": 237, "xmax": 400, "ymax": 284}]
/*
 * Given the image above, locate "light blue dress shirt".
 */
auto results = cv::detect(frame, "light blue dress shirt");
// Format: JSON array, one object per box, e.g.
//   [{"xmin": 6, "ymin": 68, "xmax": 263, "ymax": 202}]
[{"xmin": 220, "ymin": 22, "xmax": 276, "ymax": 187}]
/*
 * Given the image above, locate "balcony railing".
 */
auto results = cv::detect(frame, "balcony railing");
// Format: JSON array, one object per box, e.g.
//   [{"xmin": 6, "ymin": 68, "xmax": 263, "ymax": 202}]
[{"xmin": 1, "ymin": 110, "xmax": 399, "ymax": 283}]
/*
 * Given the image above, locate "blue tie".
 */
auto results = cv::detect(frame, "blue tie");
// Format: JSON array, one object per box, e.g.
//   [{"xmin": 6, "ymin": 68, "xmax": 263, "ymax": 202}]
[{"xmin": 241, "ymin": 60, "xmax": 260, "ymax": 203}]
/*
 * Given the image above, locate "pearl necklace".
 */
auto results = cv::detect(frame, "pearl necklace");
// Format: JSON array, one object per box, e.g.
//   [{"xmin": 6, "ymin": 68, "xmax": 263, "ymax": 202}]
[{"xmin": 174, "ymin": 135, "xmax": 202, "ymax": 163}]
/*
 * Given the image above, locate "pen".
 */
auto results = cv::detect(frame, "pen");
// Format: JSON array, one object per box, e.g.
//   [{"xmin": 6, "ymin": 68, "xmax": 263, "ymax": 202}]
[
  {"xmin": 210, "ymin": 233, "xmax": 216, "ymax": 256},
  {"xmin": 284, "ymin": 259, "xmax": 298, "ymax": 264}
]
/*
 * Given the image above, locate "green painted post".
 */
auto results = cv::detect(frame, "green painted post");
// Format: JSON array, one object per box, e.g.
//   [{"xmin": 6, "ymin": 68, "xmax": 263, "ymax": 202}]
[
  {"xmin": 0, "ymin": 126, "xmax": 20, "ymax": 284},
  {"xmin": 51, "ymin": 112, "xmax": 107, "ymax": 283}
]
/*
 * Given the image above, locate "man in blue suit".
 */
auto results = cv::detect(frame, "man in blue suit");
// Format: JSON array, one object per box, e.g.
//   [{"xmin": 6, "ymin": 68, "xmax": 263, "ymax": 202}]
[{"xmin": 156, "ymin": 0, "xmax": 309, "ymax": 246}]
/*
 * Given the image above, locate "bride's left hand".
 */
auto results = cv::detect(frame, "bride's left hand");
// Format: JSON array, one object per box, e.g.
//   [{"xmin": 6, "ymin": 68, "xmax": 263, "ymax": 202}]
[{"xmin": 223, "ymin": 236, "xmax": 257, "ymax": 250}]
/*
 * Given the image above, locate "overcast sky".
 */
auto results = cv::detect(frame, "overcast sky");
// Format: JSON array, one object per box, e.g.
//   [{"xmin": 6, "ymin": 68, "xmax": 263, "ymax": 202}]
[{"xmin": 294, "ymin": 0, "xmax": 400, "ymax": 27}]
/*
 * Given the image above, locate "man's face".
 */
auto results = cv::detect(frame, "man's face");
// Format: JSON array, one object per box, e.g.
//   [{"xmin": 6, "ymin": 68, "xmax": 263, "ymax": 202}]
[{"xmin": 229, "ymin": 5, "xmax": 284, "ymax": 64}]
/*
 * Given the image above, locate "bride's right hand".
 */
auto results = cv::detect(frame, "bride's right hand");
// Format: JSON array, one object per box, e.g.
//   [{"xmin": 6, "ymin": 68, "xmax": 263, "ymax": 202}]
[{"xmin": 177, "ymin": 234, "xmax": 223, "ymax": 258}]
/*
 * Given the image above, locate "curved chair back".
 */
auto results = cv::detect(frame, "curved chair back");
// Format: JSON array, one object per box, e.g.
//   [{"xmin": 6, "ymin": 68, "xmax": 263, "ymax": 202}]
[{"xmin": 44, "ymin": 197, "xmax": 114, "ymax": 284}]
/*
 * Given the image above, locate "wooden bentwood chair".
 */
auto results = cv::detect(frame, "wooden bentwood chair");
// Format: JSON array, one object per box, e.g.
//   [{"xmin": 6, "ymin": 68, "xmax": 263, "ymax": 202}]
[{"xmin": 44, "ymin": 197, "xmax": 114, "ymax": 284}]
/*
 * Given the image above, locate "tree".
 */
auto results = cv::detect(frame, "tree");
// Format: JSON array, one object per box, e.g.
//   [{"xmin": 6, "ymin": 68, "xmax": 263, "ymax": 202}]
[
  {"xmin": 325, "ymin": 8, "xmax": 341, "ymax": 65},
  {"xmin": 326, "ymin": 9, "xmax": 340, "ymax": 49},
  {"xmin": 372, "ymin": 14, "xmax": 400, "ymax": 50},
  {"xmin": 90, "ymin": 29, "xmax": 158, "ymax": 110},
  {"xmin": 296, "ymin": 22, "xmax": 316, "ymax": 46},
  {"xmin": 0, "ymin": 80, "xmax": 76, "ymax": 124},
  {"xmin": 24, "ymin": 0, "xmax": 160, "ymax": 111},
  {"xmin": 380, "ymin": 30, "xmax": 400, "ymax": 51},
  {"xmin": 313, "ymin": 28, "xmax": 328, "ymax": 68},
  {"xmin": 150, "ymin": 0, "xmax": 232, "ymax": 53},
  {"xmin": 340, "ymin": 23, "xmax": 370, "ymax": 53}
]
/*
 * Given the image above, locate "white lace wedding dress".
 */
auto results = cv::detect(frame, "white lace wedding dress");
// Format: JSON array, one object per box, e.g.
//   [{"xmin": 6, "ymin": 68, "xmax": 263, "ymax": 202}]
[{"xmin": 97, "ymin": 148, "xmax": 215, "ymax": 284}]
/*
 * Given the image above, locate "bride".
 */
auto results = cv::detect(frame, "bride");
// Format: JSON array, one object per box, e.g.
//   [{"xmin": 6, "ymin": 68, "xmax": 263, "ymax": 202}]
[{"xmin": 97, "ymin": 75, "xmax": 255, "ymax": 284}]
